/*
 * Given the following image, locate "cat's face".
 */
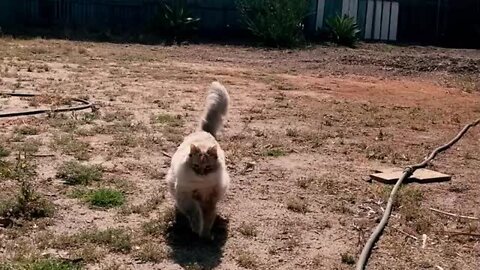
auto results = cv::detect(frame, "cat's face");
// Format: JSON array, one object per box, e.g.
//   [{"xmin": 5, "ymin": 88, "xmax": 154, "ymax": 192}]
[{"xmin": 187, "ymin": 144, "xmax": 219, "ymax": 175}]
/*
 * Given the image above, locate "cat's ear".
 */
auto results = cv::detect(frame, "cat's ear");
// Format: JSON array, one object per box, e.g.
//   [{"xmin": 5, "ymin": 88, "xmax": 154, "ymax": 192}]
[
  {"xmin": 207, "ymin": 145, "xmax": 218, "ymax": 158},
  {"xmin": 190, "ymin": 144, "xmax": 201, "ymax": 156}
]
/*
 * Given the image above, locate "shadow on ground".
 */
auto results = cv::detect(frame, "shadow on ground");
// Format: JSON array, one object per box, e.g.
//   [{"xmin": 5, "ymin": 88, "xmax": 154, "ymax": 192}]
[{"xmin": 166, "ymin": 211, "xmax": 229, "ymax": 269}]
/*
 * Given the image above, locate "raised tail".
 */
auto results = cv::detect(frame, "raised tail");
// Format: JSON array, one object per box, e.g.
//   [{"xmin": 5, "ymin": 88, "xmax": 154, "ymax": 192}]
[{"xmin": 200, "ymin": 81, "xmax": 230, "ymax": 137}]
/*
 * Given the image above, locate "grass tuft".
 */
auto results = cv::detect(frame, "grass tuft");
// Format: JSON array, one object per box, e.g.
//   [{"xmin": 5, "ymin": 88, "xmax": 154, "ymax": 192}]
[
  {"xmin": 63, "ymin": 228, "xmax": 133, "ymax": 253},
  {"xmin": 87, "ymin": 188, "xmax": 125, "ymax": 208},
  {"xmin": 238, "ymin": 222, "xmax": 258, "ymax": 237},
  {"xmin": 16, "ymin": 139, "xmax": 42, "ymax": 155},
  {"xmin": 286, "ymin": 197, "xmax": 308, "ymax": 213},
  {"xmin": 135, "ymin": 242, "xmax": 170, "ymax": 263},
  {"xmin": 341, "ymin": 253, "xmax": 355, "ymax": 265},
  {"xmin": 0, "ymin": 180, "xmax": 54, "ymax": 220},
  {"xmin": 51, "ymin": 134, "xmax": 91, "ymax": 160},
  {"xmin": 235, "ymin": 250, "xmax": 258, "ymax": 269},
  {"xmin": 151, "ymin": 113, "xmax": 184, "ymax": 127},
  {"xmin": 0, "ymin": 259, "xmax": 81, "ymax": 270},
  {"xmin": 142, "ymin": 207, "xmax": 176, "ymax": 236},
  {"xmin": 14, "ymin": 125, "xmax": 39, "ymax": 136},
  {"xmin": 0, "ymin": 145, "xmax": 10, "ymax": 158},
  {"xmin": 121, "ymin": 191, "xmax": 165, "ymax": 216},
  {"xmin": 56, "ymin": 161, "xmax": 103, "ymax": 185}
]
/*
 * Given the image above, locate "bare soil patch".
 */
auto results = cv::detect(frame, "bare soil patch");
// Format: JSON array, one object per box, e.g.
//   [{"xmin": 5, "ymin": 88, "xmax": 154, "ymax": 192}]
[{"xmin": 1, "ymin": 38, "xmax": 479, "ymax": 269}]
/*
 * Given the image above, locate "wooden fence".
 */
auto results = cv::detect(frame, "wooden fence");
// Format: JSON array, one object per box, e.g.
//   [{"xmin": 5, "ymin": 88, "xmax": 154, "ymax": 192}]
[
  {"xmin": 315, "ymin": 0, "xmax": 400, "ymax": 42},
  {"xmin": 0, "ymin": 0, "xmax": 263, "ymax": 34},
  {"xmin": 314, "ymin": 0, "xmax": 479, "ymax": 46},
  {"xmin": 0, "ymin": 0, "xmax": 478, "ymax": 46}
]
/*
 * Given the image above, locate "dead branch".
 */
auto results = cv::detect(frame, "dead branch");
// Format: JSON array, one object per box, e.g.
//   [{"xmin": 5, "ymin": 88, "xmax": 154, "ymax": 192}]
[
  {"xmin": 356, "ymin": 118, "xmax": 480, "ymax": 270},
  {"xmin": 429, "ymin": 207, "xmax": 479, "ymax": 220}
]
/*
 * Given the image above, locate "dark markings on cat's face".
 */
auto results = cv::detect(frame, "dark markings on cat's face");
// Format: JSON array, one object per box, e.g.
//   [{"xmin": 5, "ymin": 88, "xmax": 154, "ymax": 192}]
[{"xmin": 188, "ymin": 144, "xmax": 219, "ymax": 175}]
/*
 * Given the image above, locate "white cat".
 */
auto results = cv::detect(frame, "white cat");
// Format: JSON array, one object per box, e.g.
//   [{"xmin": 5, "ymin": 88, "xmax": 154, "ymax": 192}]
[{"xmin": 166, "ymin": 81, "xmax": 230, "ymax": 239}]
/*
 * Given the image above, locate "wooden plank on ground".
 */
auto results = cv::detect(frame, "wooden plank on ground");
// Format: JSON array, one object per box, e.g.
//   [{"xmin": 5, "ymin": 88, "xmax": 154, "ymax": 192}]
[{"xmin": 370, "ymin": 168, "xmax": 451, "ymax": 184}]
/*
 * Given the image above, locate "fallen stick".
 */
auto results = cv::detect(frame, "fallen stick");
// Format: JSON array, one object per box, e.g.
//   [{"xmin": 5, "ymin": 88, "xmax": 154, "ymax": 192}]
[
  {"xmin": 445, "ymin": 231, "xmax": 480, "ymax": 238},
  {"xmin": 429, "ymin": 207, "xmax": 479, "ymax": 220},
  {"xmin": 356, "ymin": 118, "xmax": 480, "ymax": 270},
  {"xmin": 32, "ymin": 153, "xmax": 56, "ymax": 158},
  {"xmin": 391, "ymin": 226, "xmax": 418, "ymax": 240},
  {"xmin": 161, "ymin": 151, "xmax": 172, "ymax": 158}
]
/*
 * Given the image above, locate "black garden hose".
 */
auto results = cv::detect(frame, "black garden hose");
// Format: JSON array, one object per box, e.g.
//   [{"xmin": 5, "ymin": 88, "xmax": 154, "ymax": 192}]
[{"xmin": 0, "ymin": 92, "xmax": 94, "ymax": 118}]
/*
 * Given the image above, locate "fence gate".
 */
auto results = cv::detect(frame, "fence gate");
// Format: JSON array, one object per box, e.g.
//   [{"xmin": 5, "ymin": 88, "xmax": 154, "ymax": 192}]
[{"xmin": 315, "ymin": 0, "xmax": 399, "ymax": 41}]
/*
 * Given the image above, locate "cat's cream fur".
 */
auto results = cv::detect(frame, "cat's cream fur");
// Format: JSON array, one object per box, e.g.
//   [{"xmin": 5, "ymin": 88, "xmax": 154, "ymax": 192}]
[{"xmin": 166, "ymin": 81, "xmax": 230, "ymax": 239}]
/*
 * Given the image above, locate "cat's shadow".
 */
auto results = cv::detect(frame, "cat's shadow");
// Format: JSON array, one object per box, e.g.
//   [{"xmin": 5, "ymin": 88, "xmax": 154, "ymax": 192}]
[{"xmin": 166, "ymin": 210, "xmax": 229, "ymax": 269}]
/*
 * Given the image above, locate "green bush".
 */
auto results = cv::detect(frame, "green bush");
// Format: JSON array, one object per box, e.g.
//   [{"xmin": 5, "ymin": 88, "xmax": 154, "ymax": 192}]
[
  {"xmin": 236, "ymin": 0, "xmax": 308, "ymax": 47},
  {"xmin": 326, "ymin": 14, "xmax": 360, "ymax": 47},
  {"xmin": 153, "ymin": 0, "xmax": 200, "ymax": 44}
]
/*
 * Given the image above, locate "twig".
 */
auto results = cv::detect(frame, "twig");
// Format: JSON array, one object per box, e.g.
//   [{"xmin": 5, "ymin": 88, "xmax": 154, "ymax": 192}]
[
  {"xmin": 32, "ymin": 153, "xmax": 56, "ymax": 158},
  {"xmin": 429, "ymin": 207, "xmax": 479, "ymax": 220},
  {"xmin": 445, "ymin": 231, "xmax": 480, "ymax": 238},
  {"xmin": 161, "ymin": 151, "xmax": 172, "ymax": 158},
  {"xmin": 356, "ymin": 118, "xmax": 480, "ymax": 270},
  {"xmin": 391, "ymin": 226, "xmax": 418, "ymax": 240}
]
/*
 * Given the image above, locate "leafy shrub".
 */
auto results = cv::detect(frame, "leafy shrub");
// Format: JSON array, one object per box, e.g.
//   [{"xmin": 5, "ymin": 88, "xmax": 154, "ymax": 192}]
[
  {"xmin": 326, "ymin": 14, "xmax": 360, "ymax": 47},
  {"xmin": 236, "ymin": 0, "xmax": 308, "ymax": 47},
  {"xmin": 153, "ymin": 0, "xmax": 200, "ymax": 44}
]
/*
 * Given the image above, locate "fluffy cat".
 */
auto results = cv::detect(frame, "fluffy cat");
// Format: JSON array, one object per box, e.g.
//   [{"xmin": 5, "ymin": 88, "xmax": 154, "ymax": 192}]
[{"xmin": 166, "ymin": 81, "xmax": 230, "ymax": 239}]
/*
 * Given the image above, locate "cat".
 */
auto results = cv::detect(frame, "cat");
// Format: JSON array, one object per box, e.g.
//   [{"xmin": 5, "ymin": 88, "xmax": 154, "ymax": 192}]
[{"xmin": 166, "ymin": 81, "xmax": 230, "ymax": 239}]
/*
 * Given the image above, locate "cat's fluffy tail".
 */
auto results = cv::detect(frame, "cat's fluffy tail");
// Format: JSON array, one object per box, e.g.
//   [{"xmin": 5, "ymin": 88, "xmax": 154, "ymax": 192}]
[{"xmin": 200, "ymin": 81, "xmax": 229, "ymax": 137}]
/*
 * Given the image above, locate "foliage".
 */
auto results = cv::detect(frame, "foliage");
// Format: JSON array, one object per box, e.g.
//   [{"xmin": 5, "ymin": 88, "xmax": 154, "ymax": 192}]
[
  {"xmin": 0, "ymin": 152, "xmax": 52, "ymax": 221},
  {"xmin": 153, "ymin": 0, "xmax": 200, "ymax": 44},
  {"xmin": 326, "ymin": 14, "xmax": 360, "ymax": 47},
  {"xmin": 0, "ymin": 180, "xmax": 54, "ymax": 220},
  {"xmin": 236, "ymin": 0, "xmax": 308, "ymax": 47}
]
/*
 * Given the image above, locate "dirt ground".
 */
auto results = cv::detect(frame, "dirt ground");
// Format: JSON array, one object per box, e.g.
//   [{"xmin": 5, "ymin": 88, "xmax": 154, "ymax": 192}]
[{"xmin": 0, "ymin": 38, "xmax": 479, "ymax": 270}]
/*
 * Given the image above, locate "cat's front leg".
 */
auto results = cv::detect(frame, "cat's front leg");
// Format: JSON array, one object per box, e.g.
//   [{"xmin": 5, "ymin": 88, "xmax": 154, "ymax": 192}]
[
  {"xmin": 176, "ymin": 191, "xmax": 203, "ymax": 236},
  {"xmin": 199, "ymin": 188, "xmax": 219, "ymax": 240}
]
